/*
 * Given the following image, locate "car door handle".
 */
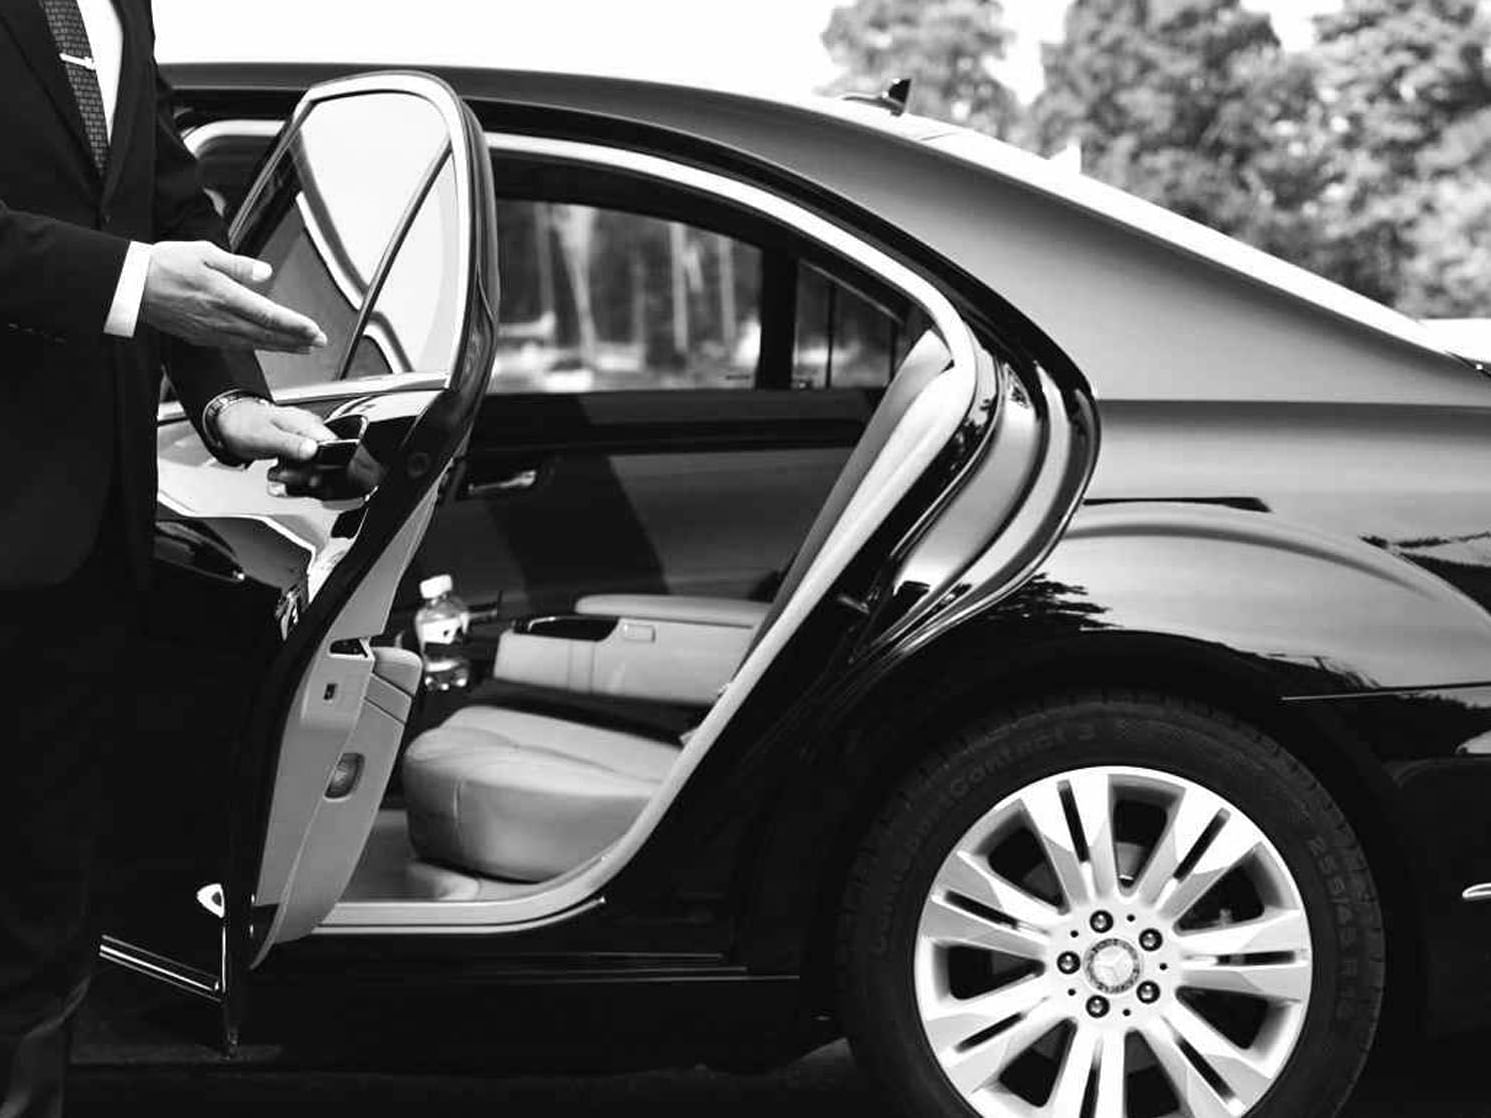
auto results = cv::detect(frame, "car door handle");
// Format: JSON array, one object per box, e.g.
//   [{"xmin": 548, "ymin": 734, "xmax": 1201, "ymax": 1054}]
[{"xmin": 467, "ymin": 468, "xmax": 539, "ymax": 497}]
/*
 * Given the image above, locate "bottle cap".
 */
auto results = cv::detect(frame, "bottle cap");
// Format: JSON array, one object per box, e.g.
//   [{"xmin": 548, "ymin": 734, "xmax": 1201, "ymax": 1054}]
[{"xmin": 419, "ymin": 574, "xmax": 453, "ymax": 601}]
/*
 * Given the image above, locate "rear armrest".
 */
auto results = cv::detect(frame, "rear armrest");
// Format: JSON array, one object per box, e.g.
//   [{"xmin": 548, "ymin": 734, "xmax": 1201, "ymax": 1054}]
[
  {"xmin": 492, "ymin": 596, "xmax": 766, "ymax": 705},
  {"xmin": 575, "ymin": 594, "xmax": 768, "ymax": 631}
]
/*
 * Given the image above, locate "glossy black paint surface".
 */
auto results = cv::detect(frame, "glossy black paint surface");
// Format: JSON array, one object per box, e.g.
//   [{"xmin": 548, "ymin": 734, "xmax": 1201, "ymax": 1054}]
[{"xmin": 125, "ymin": 64, "xmax": 1491, "ymax": 1060}]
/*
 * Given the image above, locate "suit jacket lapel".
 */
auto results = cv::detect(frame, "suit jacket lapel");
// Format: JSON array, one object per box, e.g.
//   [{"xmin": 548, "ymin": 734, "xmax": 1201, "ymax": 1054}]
[
  {"xmin": 0, "ymin": 0, "xmax": 96, "ymax": 177},
  {"xmin": 102, "ymin": 0, "xmax": 143, "ymax": 202}
]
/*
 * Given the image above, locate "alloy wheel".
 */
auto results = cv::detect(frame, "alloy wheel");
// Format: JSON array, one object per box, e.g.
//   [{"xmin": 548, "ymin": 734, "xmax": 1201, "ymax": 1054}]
[{"xmin": 914, "ymin": 765, "xmax": 1313, "ymax": 1117}]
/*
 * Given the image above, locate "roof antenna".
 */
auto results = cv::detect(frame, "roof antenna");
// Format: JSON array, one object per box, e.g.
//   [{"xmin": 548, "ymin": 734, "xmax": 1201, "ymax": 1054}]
[{"xmin": 841, "ymin": 77, "xmax": 912, "ymax": 117}]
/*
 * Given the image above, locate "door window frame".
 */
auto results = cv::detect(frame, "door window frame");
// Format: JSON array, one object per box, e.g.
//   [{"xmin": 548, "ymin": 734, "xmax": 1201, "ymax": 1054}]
[{"xmin": 177, "ymin": 123, "xmax": 932, "ymax": 414}]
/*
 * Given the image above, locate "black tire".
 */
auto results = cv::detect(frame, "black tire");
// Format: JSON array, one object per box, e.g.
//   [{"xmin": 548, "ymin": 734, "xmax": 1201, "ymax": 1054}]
[{"xmin": 838, "ymin": 691, "xmax": 1385, "ymax": 1118}]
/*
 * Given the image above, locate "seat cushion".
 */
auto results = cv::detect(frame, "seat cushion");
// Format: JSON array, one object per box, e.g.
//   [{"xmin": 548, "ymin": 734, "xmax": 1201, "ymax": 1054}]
[{"xmin": 402, "ymin": 707, "xmax": 679, "ymax": 883}]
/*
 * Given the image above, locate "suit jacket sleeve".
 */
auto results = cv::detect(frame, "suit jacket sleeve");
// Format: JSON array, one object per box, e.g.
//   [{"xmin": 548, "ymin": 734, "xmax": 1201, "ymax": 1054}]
[
  {"xmin": 0, "ymin": 201, "xmax": 129, "ymax": 338},
  {"xmin": 148, "ymin": 52, "xmax": 272, "ymax": 454}
]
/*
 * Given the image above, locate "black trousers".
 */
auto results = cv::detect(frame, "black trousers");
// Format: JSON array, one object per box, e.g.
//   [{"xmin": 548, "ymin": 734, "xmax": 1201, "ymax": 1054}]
[{"xmin": 0, "ymin": 497, "xmax": 136, "ymax": 1118}]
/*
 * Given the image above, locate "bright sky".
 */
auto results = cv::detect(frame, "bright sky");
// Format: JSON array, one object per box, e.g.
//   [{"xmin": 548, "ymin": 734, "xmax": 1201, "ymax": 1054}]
[{"xmin": 155, "ymin": 0, "xmax": 1344, "ymax": 104}]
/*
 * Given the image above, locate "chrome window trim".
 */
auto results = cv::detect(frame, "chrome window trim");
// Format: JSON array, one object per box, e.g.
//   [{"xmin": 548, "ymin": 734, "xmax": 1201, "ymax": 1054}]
[{"xmin": 184, "ymin": 117, "xmax": 983, "ymax": 934}]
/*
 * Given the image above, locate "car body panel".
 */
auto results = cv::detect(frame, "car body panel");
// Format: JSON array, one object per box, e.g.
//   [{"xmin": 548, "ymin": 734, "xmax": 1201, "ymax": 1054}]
[{"xmin": 102, "ymin": 63, "xmax": 1491, "ymax": 1059}]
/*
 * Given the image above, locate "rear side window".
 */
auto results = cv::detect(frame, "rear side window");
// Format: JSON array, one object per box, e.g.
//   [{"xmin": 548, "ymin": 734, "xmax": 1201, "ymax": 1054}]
[
  {"xmin": 494, "ymin": 202, "xmax": 762, "ymax": 393},
  {"xmin": 792, "ymin": 263, "xmax": 912, "ymax": 390}
]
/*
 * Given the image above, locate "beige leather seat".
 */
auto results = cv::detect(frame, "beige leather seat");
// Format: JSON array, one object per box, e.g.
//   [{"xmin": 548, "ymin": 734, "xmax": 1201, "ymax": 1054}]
[
  {"xmin": 402, "ymin": 707, "xmax": 679, "ymax": 882},
  {"xmin": 402, "ymin": 333, "xmax": 952, "ymax": 883}
]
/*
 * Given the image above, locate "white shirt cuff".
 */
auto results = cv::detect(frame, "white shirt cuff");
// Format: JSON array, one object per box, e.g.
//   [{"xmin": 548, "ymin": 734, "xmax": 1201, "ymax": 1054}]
[{"xmin": 104, "ymin": 241, "xmax": 152, "ymax": 339}]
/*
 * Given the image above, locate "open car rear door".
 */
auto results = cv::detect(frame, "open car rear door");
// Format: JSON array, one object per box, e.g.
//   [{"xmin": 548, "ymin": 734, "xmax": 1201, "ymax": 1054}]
[{"xmin": 102, "ymin": 71, "xmax": 498, "ymax": 1044}]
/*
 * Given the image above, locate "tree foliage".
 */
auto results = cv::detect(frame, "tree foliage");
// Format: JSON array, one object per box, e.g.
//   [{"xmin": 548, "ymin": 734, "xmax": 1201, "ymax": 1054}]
[
  {"xmin": 822, "ymin": 0, "xmax": 1491, "ymax": 318},
  {"xmin": 1312, "ymin": 0, "xmax": 1491, "ymax": 313},
  {"xmin": 822, "ymin": 0, "xmax": 1021, "ymax": 139},
  {"xmin": 1031, "ymin": 0, "xmax": 1328, "ymax": 262}
]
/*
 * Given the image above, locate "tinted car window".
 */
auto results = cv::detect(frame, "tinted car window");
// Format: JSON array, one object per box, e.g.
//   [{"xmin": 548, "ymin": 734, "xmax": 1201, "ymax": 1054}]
[
  {"xmin": 233, "ymin": 93, "xmax": 449, "ymax": 393},
  {"xmin": 347, "ymin": 158, "xmax": 464, "ymax": 379},
  {"xmin": 792, "ymin": 263, "xmax": 908, "ymax": 389},
  {"xmin": 493, "ymin": 201, "xmax": 762, "ymax": 393}
]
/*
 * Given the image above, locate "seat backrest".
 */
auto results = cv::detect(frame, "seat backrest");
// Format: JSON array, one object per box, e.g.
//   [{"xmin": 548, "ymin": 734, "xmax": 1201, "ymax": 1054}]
[{"xmin": 746, "ymin": 331, "xmax": 952, "ymax": 653}]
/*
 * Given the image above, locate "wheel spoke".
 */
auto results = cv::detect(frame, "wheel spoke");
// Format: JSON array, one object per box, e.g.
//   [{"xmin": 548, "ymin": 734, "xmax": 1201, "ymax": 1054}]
[
  {"xmin": 1176, "ymin": 909, "xmax": 1310, "ymax": 958},
  {"xmin": 1139, "ymin": 1019, "xmax": 1236, "ymax": 1118},
  {"xmin": 1068, "ymin": 769, "xmax": 1121, "ymax": 898},
  {"xmin": 1045, "ymin": 1023, "xmax": 1098, "ymax": 1116},
  {"xmin": 1129, "ymin": 784, "xmax": 1223, "ymax": 907},
  {"xmin": 1164, "ymin": 998, "xmax": 1276, "ymax": 1109},
  {"xmin": 1018, "ymin": 781, "xmax": 1090, "ymax": 909},
  {"xmin": 1180, "ymin": 957, "xmax": 1312, "ymax": 1003},
  {"xmin": 1093, "ymin": 1030, "xmax": 1127, "ymax": 1118},
  {"xmin": 936, "ymin": 849, "xmax": 1062, "ymax": 930},
  {"xmin": 940, "ymin": 1001, "xmax": 1062, "ymax": 1096},
  {"xmin": 922, "ymin": 975, "xmax": 1049, "ymax": 1053},
  {"xmin": 1157, "ymin": 812, "xmax": 1262, "ymax": 924},
  {"xmin": 922, "ymin": 895, "xmax": 1050, "ymax": 959}
]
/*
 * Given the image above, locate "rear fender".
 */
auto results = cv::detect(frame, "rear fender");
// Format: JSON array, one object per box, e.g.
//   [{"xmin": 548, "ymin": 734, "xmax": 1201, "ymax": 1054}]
[
  {"xmin": 1041, "ymin": 501, "xmax": 1491, "ymax": 693},
  {"xmin": 739, "ymin": 501, "xmax": 1491, "ymax": 1018}
]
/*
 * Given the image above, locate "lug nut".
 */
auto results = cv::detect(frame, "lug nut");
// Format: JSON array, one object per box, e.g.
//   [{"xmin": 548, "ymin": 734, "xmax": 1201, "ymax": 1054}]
[
  {"xmin": 1137, "ymin": 982, "xmax": 1160, "ymax": 1004},
  {"xmin": 1086, "ymin": 995, "xmax": 1110, "ymax": 1018},
  {"xmin": 1057, "ymin": 952, "xmax": 1081, "ymax": 975},
  {"xmin": 1139, "ymin": 929, "xmax": 1163, "ymax": 951},
  {"xmin": 1090, "ymin": 910, "xmax": 1113, "ymax": 933}
]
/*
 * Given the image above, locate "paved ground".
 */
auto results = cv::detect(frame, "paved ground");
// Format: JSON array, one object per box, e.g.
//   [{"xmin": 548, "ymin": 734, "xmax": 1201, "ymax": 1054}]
[{"xmin": 70, "ymin": 1031, "xmax": 1491, "ymax": 1118}]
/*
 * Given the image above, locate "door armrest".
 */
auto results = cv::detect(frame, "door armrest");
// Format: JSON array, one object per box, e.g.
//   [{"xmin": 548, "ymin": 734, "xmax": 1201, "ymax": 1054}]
[{"xmin": 574, "ymin": 594, "xmax": 768, "ymax": 631}]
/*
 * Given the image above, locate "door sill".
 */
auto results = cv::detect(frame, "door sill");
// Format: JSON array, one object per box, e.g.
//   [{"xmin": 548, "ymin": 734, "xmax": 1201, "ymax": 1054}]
[{"xmin": 314, "ymin": 895, "xmax": 605, "ymax": 934}]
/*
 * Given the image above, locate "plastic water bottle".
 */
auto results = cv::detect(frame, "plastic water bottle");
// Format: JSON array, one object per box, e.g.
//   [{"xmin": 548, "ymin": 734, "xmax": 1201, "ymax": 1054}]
[{"xmin": 414, "ymin": 574, "xmax": 471, "ymax": 691}]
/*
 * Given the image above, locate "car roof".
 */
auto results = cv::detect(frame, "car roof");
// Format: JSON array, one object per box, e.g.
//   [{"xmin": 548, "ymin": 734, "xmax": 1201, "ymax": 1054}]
[{"xmin": 167, "ymin": 62, "xmax": 1475, "ymax": 404}]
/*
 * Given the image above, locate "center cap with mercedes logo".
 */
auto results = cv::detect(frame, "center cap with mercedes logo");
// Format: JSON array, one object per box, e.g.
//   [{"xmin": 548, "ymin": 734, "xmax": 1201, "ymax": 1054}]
[{"xmin": 1084, "ymin": 937, "xmax": 1142, "ymax": 995}]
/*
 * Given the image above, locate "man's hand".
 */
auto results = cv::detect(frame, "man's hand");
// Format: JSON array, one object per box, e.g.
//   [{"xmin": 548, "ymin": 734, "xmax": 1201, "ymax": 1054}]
[
  {"xmin": 140, "ymin": 241, "xmax": 328, "ymax": 353},
  {"xmin": 216, "ymin": 399, "xmax": 336, "ymax": 463}
]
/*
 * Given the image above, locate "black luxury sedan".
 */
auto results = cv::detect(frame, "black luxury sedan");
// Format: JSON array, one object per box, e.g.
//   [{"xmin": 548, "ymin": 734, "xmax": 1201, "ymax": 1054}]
[{"xmin": 96, "ymin": 63, "xmax": 1491, "ymax": 1118}]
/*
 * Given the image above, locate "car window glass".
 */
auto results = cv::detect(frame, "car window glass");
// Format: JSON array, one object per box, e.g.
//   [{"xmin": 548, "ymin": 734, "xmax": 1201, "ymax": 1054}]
[
  {"xmin": 492, "ymin": 201, "xmax": 761, "ymax": 393},
  {"xmin": 346, "ymin": 157, "xmax": 464, "ymax": 379},
  {"xmin": 233, "ymin": 92, "xmax": 449, "ymax": 393},
  {"xmin": 792, "ymin": 264, "xmax": 907, "ymax": 390}
]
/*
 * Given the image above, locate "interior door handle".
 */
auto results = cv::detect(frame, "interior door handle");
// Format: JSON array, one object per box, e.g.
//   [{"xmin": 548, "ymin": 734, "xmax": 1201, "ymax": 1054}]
[{"xmin": 467, "ymin": 468, "xmax": 538, "ymax": 497}]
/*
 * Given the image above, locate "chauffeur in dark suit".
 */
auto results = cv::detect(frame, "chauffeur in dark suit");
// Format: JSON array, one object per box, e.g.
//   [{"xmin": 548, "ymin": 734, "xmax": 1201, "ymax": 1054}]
[{"xmin": 0, "ymin": 0, "xmax": 334, "ymax": 1112}]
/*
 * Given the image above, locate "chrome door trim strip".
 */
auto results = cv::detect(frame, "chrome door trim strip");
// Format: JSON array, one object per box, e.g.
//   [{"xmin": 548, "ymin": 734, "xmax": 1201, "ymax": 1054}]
[
  {"xmin": 1463, "ymin": 883, "xmax": 1491, "ymax": 902},
  {"xmin": 99, "ymin": 936, "xmax": 222, "ymax": 1003}
]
